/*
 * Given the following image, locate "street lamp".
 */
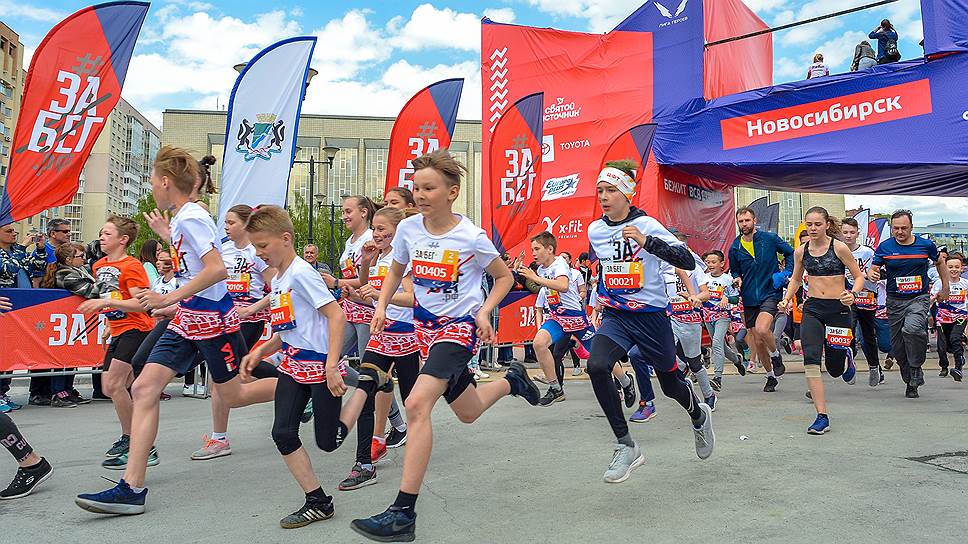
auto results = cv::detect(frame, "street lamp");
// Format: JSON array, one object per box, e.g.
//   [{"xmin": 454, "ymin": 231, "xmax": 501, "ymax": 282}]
[
  {"xmin": 294, "ymin": 146, "xmax": 339, "ymax": 247},
  {"xmin": 234, "ymin": 63, "xmax": 319, "ymax": 97}
]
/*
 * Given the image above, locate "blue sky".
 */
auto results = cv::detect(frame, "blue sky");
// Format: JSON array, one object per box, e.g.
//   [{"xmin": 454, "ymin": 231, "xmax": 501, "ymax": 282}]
[{"xmin": 3, "ymin": 0, "xmax": 962, "ymax": 223}]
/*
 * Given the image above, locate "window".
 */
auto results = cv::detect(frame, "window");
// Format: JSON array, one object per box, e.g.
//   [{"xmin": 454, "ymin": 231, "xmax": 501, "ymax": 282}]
[
  {"xmin": 364, "ymin": 147, "xmax": 388, "ymax": 195},
  {"xmin": 327, "ymin": 147, "xmax": 358, "ymax": 202}
]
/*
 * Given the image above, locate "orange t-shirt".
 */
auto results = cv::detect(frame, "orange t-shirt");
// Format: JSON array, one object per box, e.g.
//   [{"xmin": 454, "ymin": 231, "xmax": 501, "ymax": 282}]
[{"xmin": 93, "ymin": 256, "xmax": 154, "ymax": 336}]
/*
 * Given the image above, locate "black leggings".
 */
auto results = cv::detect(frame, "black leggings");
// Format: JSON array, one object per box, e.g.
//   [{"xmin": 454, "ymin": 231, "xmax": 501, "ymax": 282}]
[
  {"xmin": 587, "ymin": 335, "xmax": 701, "ymax": 440},
  {"xmin": 271, "ymin": 373, "xmax": 355, "ymax": 459},
  {"xmin": 937, "ymin": 320, "xmax": 967, "ymax": 370},
  {"xmin": 0, "ymin": 413, "xmax": 33, "ymax": 463},
  {"xmin": 801, "ymin": 298, "xmax": 851, "ymax": 377},
  {"xmin": 363, "ymin": 350, "xmax": 420, "ymax": 447},
  {"xmin": 551, "ymin": 338, "xmax": 574, "ymax": 388},
  {"xmin": 852, "ymin": 308, "xmax": 880, "ymax": 368}
]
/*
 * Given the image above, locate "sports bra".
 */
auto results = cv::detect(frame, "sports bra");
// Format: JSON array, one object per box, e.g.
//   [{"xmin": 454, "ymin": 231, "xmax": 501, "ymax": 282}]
[{"xmin": 802, "ymin": 241, "xmax": 845, "ymax": 277}]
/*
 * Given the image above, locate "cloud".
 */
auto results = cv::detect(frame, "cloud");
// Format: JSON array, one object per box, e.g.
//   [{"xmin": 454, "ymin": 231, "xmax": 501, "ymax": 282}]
[
  {"xmin": 812, "ymin": 30, "xmax": 867, "ymax": 71},
  {"xmin": 526, "ymin": 0, "xmax": 644, "ymax": 33},
  {"xmin": 743, "ymin": 0, "xmax": 787, "ymax": 12},
  {"xmin": 483, "ymin": 7, "xmax": 516, "ymax": 24},
  {"xmin": 845, "ymin": 195, "xmax": 967, "ymax": 226},
  {"xmin": 388, "ymin": 4, "xmax": 484, "ymax": 52},
  {"xmin": 311, "ymin": 10, "xmax": 393, "ymax": 79},
  {"xmin": 0, "ymin": 1, "xmax": 64, "ymax": 22}
]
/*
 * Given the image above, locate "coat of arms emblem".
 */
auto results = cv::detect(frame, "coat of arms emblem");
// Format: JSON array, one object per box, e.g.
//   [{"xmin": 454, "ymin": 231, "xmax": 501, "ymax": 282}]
[{"xmin": 236, "ymin": 113, "xmax": 285, "ymax": 161}]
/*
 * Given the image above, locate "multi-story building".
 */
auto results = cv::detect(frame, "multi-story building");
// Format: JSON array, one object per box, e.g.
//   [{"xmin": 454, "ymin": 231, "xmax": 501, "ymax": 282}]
[
  {"xmin": 916, "ymin": 221, "xmax": 968, "ymax": 254},
  {"xmin": 735, "ymin": 187, "xmax": 845, "ymax": 242},
  {"xmin": 162, "ymin": 110, "xmax": 484, "ymax": 222}
]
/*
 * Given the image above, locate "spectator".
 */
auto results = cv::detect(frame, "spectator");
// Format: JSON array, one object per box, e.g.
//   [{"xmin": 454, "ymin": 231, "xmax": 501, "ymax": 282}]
[
  {"xmin": 31, "ymin": 219, "xmax": 71, "ymax": 286},
  {"xmin": 40, "ymin": 243, "xmax": 104, "ymax": 407},
  {"xmin": 869, "ymin": 19, "xmax": 901, "ymax": 64},
  {"xmin": 138, "ymin": 239, "xmax": 160, "ymax": 285},
  {"xmin": 851, "ymin": 40, "xmax": 877, "ymax": 71},
  {"xmin": 85, "ymin": 239, "xmax": 105, "ymax": 269},
  {"xmin": 806, "ymin": 53, "xmax": 829, "ymax": 79}
]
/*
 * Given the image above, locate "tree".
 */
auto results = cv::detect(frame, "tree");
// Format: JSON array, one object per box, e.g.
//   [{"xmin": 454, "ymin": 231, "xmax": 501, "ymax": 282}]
[
  {"xmin": 288, "ymin": 192, "xmax": 348, "ymax": 272},
  {"xmin": 132, "ymin": 194, "xmax": 164, "ymax": 257}
]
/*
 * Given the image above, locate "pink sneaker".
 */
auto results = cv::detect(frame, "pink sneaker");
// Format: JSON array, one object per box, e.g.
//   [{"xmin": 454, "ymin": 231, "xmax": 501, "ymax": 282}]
[
  {"xmin": 575, "ymin": 343, "xmax": 590, "ymax": 360},
  {"xmin": 191, "ymin": 435, "xmax": 232, "ymax": 460}
]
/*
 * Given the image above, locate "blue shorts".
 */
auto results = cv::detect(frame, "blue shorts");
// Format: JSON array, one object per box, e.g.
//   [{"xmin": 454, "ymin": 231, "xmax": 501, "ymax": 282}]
[
  {"xmin": 539, "ymin": 320, "xmax": 594, "ymax": 351},
  {"xmin": 596, "ymin": 308, "xmax": 676, "ymax": 373},
  {"xmin": 147, "ymin": 330, "xmax": 247, "ymax": 384}
]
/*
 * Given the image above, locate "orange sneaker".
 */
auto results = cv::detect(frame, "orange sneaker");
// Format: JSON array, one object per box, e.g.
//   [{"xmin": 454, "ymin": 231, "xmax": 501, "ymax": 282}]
[{"xmin": 371, "ymin": 437, "xmax": 387, "ymax": 463}]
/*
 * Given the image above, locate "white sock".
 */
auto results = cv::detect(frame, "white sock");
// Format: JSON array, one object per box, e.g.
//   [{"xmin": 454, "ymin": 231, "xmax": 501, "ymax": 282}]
[
  {"xmin": 770, "ymin": 350, "xmax": 780, "ymax": 357},
  {"xmin": 617, "ymin": 372, "xmax": 631, "ymax": 388},
  {"xmin": 130, "ymin": 485, "xmax": 146, "ymax": 493},
  {"xmin": 767, "ymin": 371, "xmax": 775, "ymax": 378},
  {"xmin": 394, "ymin": 423, "xmax": 407, "ymax": 433},
  {"xmin": 210, "ymin": 432, "xmax": 227, "ymax": 441},
  {"xmin": 373, "ymin": 435, "xmax": 386, "ymax": 444}
]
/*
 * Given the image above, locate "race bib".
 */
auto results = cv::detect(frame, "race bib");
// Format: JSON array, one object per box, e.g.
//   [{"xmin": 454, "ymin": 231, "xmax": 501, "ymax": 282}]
[
  {"xmin": 949, "ymin": 287, "xmax": 966, "ymax": 304},
  {"xmin": 226, "ymin": 272, "xmax": 250, "ymax": 295},
  {"xmin": 854, "ymin": 290, "xmax": 876, "ymax": 308},
  {"xmin": 270, "ymin": 292, "xmax": 296, "ymax": 332},
  {"xmin": 100, "ymin": 290, "xmax": 126, "ymax": 320},
  {"xmin": 825, "ymin": 326, "xmax": 852, "ymax": 348},
  {"xmin": 602, "ymin": 261, "xmax": 643, "ymax": 294},
  {"xmin": 341, "ymin": 258, "xmax": 358, "ymax": 279},
  {"xmin": 368, "ymin": 265, "xmax": 388, "ymax": 290},
  {"xmin": 546, "ymin": 290, "xmax": 561, "ymax": 307},
  {"xmin": 669, "ymin": 295, "xmax": 693, "ymax": 314},
  {"xmin": 895, "ymin": 275, "xmax": 922, "ymax": 293},
  {"xmin": 709, "ymin": 285, "xmax": 725, "ymax": 301},
  {"xmin": 411, "ymin": 247, "xmax": 460, "ymax": 290}
]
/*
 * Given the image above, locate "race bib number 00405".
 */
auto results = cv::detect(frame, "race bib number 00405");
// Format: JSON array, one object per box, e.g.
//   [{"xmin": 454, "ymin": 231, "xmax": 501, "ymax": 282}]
[{"xmin": 412, "ymin": 247, "xmax": 460, "ymax": 290}]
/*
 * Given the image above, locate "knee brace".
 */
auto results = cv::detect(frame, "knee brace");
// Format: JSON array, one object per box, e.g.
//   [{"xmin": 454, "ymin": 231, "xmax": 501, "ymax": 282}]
[
  {"xmin": 316, "ymin": 421, "xmax": 349, "ymax": 453},
  {"xmin": 655, "ymin": 368, "xmax": 687, "ymax": 396},
  {"xmin": 272, "ymin": 428, "xmax": 302, "ymax": 456},
  {"xmin": 685, "ymin": 354, "xmax": 703, "ymax": 373},
  {"xmin": 804, "ymin": 365, "xmax": 821, "ymax": 378}
]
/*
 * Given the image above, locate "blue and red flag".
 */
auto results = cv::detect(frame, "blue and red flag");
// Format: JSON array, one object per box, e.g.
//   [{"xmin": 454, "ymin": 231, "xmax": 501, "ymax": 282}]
[
  {"xmin": 599, "ymin": 123, "xmax": 657, "ymax": 187},
  {"xmin": 488, "ymin": 92, "xmax": 543, "ymax": 254},
  {"xmin": 0, "ymin": 1, "xmax": 149, "ymax": 225},
  {"xmin": 384, "ymin": 78, "xmax": 463, "ymax": 194}
]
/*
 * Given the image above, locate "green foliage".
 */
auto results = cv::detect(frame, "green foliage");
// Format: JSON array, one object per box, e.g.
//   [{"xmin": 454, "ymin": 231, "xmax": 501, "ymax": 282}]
[
  {"xmin": 132, "ymin": 193, "xmax": 163, "ymax": 257},
  {"xmin": 288, "ymin": 192, "xmax": 349, "ymax": 272}
]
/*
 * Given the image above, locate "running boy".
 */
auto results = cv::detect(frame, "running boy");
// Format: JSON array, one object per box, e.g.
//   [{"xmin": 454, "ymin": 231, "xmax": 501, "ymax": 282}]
[
  {"xmin": 933, "ymin": 253, "xmax": 967, "ymax": 381},
  {"xmin": 702, "ymin": 250, "xmax": 746, "ymax": 390},
  {"xmin": 350, "ymin": 149, "xmax": 540, "ymax": 542}
]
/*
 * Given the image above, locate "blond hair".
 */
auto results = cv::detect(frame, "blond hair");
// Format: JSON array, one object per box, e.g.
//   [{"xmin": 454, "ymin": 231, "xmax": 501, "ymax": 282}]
[
  {"xmin": 373, "ymin": 206, "xmax": 406, "ymax": 228},
  {"xmin": 154, "ymin": 146, "xmax": 201, "ymax": 195},
  {"xmin": 245, "ymin": 205, "xmax": 294, "ymax": 236},
  {"xmin": 411, "ymin": 148, "xmax": 467, "ymax": 187}
]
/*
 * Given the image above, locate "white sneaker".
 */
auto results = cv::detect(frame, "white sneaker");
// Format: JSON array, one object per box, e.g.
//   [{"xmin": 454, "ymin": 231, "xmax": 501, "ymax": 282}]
[
  {"xmin": 572, "ymin": 367, "xmax": 584, "ymax": 376},
  {"xmin": 182, "ymin": 385, "xmax": 193, "ymax": 397},
  {"xmin": 473, "ymin": 368, "xmax": 489, "ymax": 380}
]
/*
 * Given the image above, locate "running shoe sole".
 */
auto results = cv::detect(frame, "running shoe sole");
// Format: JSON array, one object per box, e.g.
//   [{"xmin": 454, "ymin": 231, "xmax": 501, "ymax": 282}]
[
  {"xmin": 604, "ymin": 452, "xmax": 645, "ymax": 484},
  {"xmin": 629, "ymin": 412, "xmax": 656, "ymax": 423},
  {"xmin": 74, "ymin": 497, "xmax": 145, "ymax": 515},
  {"xmin": 386, "ymin": 438, "xmax": 406, "ymax": 449},
  {"xmin": 280, "ymin": 509, "xmax": 334, "ymax": 529},
  {"xmin": 0, "ymin": 467, "xmax": 53, "ymax": 500},
  {"xmin": 694, "ymin": 403, "xmax": 715, "ymax": 460},
  {"xmin": 338, "ymin": 475, "xmax": 378, "ymax": 491},
  {"xmin": 191, "ymin": 448, "xmax": 232, "ymax": 461},
  {"xmin": 807, "ymin": 425, "xmax": 830, "ymax": 435},
  {"xmin": 350, "ymin": 524, "xmax": 416, "ymax": 542}
]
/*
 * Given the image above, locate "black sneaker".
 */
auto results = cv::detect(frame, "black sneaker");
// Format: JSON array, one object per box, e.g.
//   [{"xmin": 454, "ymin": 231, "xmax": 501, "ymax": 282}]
[
  {"xmin": 782, "ymin": 336, "xmax": 792, "ymax": 354},
  {"xmin": 28, "ymin": 395, "xmax": 51, "ymax": 406},
  {"xmin": 69, "ymin": 390, "xmax": 92, "ymax": 405},
  {"xmin": 614, "ymin": 372, "xmax": 636, "ymax": 408},
  {"xmin": 50, "ymin": 394, "xmax": 78, "ymax": 408},
  {"xmin": 505, "ymin": 362, "xmax": 540, "ymax": 406},
  {"xmin": 338, "ymin": 463, "xmax": 377, "ymax": 491},
  {"xmin": 711, "ymin": 377, "xmax": 722, "ymax": 392},
  {"xmin": 805, "ymin": 390, "xmax": 812, "ymax": 400},
  {"xmin": 105, "ymin": 435, "xmax": 130, "ymax": 458},
  {"xmin": 386, "ymin": 427, "xmax": 407, "ymax": 449},
  {"xmin": 910, "ymin": 368, "xmax": 925, "ymax": 387},
  {"xmin": 939, "ymin": 368, "xmax": 949, "ymax": 378},
  {"xmin": 771, "ymin": 355, "xmax": 785, "ymax": 377},
  {"xmin": 351, "ymin": 506, "xmax": 417, "ymax": 542},
  {"xmin": 764, "ymin": 376, "xmax": 778, "ymax": 393},
  {"xmin": 280, "ymin": 499, "xmax": 334, "ymax": 529},
  {"xmin": 0, "ymin": 458, "xmax": 52, "ymax": 500},
  {"xmin": 905, "ymin": 385, "xmax": 919, "ymax": 398},
  {"xmin": 538, "ymin": 387, "xmax": 565, "ymax": 406},
  {"xmin": 952, "ymin": 368, "xmax": 964, "ymax": 382},
  {"xmin": 733, "ymin": 359, "xmax": 747, "ymax": 376}
]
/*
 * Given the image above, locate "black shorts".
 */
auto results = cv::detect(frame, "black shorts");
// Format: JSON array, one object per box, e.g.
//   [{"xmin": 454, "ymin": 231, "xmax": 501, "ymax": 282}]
[
  {"xmin": 419, "ymin": 342, "xmax": 476, "ymax": 404},
  {"xmin": 147, "ymin": 329, "xmax": 247, "ymax": 384},
  {"xmin": 743, "ymin": 297, "xmax": 780, "ymax": 329},
  {"xmin": 102, "ymin": 329, "xmax": 150, "ymax": 372}
]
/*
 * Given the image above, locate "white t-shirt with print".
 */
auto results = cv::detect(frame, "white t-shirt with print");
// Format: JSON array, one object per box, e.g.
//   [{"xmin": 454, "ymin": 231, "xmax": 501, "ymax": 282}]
[
  {"xmin": 170, "ymin": 202, "xmax": 226, "ymax": 301},
  {"xmin": 339, "ymin": 229, "xmax": 373, "ymax": 280},
  {"xmin": 391, "ymin": 214, "xmax": 499, "ymax": 325},
  {"xmin": 369, "ymin": 251, "xmax": 413, "ymax": 324},
  {"xmin": 152, "ymin": 275, "xmax": 177, "ymax": 296},
  {"xmin": 221, "ymin": 239, "xmax": 269, "ymax": 299},
  {"xmin": 271, "ymin": 257, "xmax": 337, "ymax": 352},
  {"xmin": 537, "ymin": 256, "xmax": 583, "ymax": 312}
]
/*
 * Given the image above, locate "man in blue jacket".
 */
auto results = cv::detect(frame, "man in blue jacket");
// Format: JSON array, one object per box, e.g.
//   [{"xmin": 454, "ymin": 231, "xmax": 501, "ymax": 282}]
[{"xmin": 728, "ymin": 207, "xmax": 794, "ymax": 393}]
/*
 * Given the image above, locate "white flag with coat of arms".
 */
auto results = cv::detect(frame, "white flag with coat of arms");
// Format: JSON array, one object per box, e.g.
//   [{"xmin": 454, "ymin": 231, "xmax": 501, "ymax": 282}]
[{"xmin": 217, "ymin": 37, "xmax": 316, "ymax": 228}]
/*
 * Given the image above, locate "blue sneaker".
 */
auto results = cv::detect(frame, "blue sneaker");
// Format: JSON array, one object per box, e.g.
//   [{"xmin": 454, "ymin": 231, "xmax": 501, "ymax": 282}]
[
  {"xmin": 705, "ymin": 394, "xmax": 717, "ymax": 412},
  {"xmin": 807, "ymin": 413, "xmax": 830, "ymax": 435},
  {"xmin": 351, "ymin": 506, "xmax": 417, "ymax": 542},
  {"xmin": 75, "ymin": 479, "xmax": 147, "ymax": 515},
  {"xmin": 0, "ymin": 399, "xmax": 10, "ymax": 414},
  {"xmin": 629, "ymin": 401, "xmax": 656, "ymax": 423},
  {"xmin": 0, "ymin": 395, "xmax": 21, "ymax": 411},
  {"xmin": 842, "ymin": 359, "xmax": 856, "ymax": 385}
]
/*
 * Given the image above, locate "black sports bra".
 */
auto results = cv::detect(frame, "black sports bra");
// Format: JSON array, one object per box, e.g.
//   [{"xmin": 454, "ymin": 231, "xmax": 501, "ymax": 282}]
[{"xmin": 803, "ymin": 241, "xmax": 845, "ymax": 277}]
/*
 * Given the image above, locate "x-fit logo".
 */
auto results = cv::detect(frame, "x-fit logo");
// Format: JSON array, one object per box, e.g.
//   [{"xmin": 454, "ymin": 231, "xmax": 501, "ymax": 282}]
[
  {"xmin": 655, "ymin": 0, "xmax": 688, "ymax": 19},
  {"xmin": 416, "ymin": 121, "xmax": 437, "ymax": 139},
  {"xmin": 543, "ymin": 215, "xmax": 561, "ymax": 232}
]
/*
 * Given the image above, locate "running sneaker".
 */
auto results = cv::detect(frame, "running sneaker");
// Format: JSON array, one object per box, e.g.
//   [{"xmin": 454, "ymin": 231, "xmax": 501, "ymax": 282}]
[
  {"xmin": 572, "ymin": 366, "xmax": 584, "ymax": 377},
  {"xmin": 693, "ymin": 403, "xmax": 715, "ymax": 460},
  {"xmin": 386, "ymin": 428, "xmax": 407, "ymax": 449},
  {"xmin": 869, "ymin": 366, "xmax": 880, "ymax": 387},
  {"xmin": 105, "ymin": 435, "xmax": 130, "ymax": 458},
  {"xmin": 159, "ymin": 392, "xmax": 172, "ymax": 401},
  {"xmin": 807, "ymin": 413, "xmax": 830, "ymax": 435},
  {"xmin": 0, "ymin": 400, "xmax": 10, "ymax": 414},
  {"xmin": 538, "ymin": 387, "xmax": 565, "ymax": 406},
  {"xmin": 711, "ymin": 377, "xmax": 722, "ymax": 392},
  {"xmin": 75, "ymin": 478, "xmax": 147, "ymax": 515},
  {"xmin": 372, "ymin": 437, "xmax": 388, "ymax": 462},
  {"xmin": 603, "ymin": 442, "xmax": 644, "ymax": 483},
  {"xmin": 102, "ymin": 447, "xmax": 159, "ymax": 470},
  {"xmin": 771, "ymin": 355, "xmax": 786, "ymax": 377},
  {"xmin": 301, "ymin": 399, "xmax": 314, "ymax": 423},
  {"xmin": 879, "ymin": 368, "xmax": 886, "ymax": 384},
  {"xmin": 615, "ymin": 372, "xmax": 636, "ymax": 409},
  {"xmin": 339, "ymin": 463, "xmax": 377, "ymax": 491},
  {"xmin": 50, "ymin": 393, "xmax": 77, "ymax": 408},
  {"xmin": 746, "ymin": 362, "xmax": 757, "ymax": 374},
  {"xmin": 68, "ymin": 390, "xmax": 91, "ymax": 405},
  {"xmin": 843, "ymin": 359, "xmax": 857, "ymax": 385},
  {"xmin": 182, "ymin": 384, "xmax": 194, "ymax": 397},
  {"xmin": 191, "ymin": 436, "xmax": 232, "ymax": 461},
  {"xmin": 0, "ymin": 395, "xmax": 21, "ymax": 410},
  {"xmin": 782, "ymin": 335, "xmax": 793, "ymax": 354},
  {"xmin": 733, "ymin": 359, "xmax": 747, "ymax": 376},
  {"xmin": 473, "ymin": 368, "xmax": 489, "ymax": 380},
  {"xmin": 952, "ymin": 367, "xmax": 964, "ymax": 382},
  {"xmin": 505, "ymin": 362, "xmax": 541, "ymax": 405},
  {"xmin": 884, "ymin": 356, "xmax": 896, "ymax": 370},
  {"xmin": 28, "ymin": 395, "xmax": 51, "ymax": 406},
  {"xmin": 905, "ymin": 385, "xmax": 919, "ymax": 398},
  {"xmin": 0, "ymin": 457, "xmax": 52, "ymax": 500},
  {"xmin": 351, "ymin": 506, "xmax": 417, "ymax": 542},
  {"xmin": 280, "ymin": 499, "xmax": 334, "ymax": 529},
  {"xmin": 805, "ymin": 390, "xmax": 812, "ymax": 400},
  {"xmin": 629, "ymin": 402, "xmax": 656, "ymax": 423},
  {"xmin": 705, "ymin": 394, "xmax": 717, "ymax": 412},
  {"xmin": 939, "ymin": 368, "xmax": 949, "ymax": 378},
  {"xmin": 763, "ymin": 376, "xmax": 778, "ymax": 393}
]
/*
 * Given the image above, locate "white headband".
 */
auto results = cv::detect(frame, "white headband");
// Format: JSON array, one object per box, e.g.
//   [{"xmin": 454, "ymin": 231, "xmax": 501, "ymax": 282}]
[{"xmin": 597, "ymin": 166, "xmax": 637, "ymax": 201}]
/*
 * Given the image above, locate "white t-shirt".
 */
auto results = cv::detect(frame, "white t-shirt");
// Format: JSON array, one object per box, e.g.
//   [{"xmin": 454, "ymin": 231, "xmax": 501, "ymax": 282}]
[
  {"xmin": 537, "ymin": 256, "xmax": 583, "ymax": 312},
  {"xmin": 848, "ymin": 245, "xmax": 877, "ymax": 292},
  {"xmin": 170, "ymin": 202, "xmax": 226, "ymax": 301},
  {"xmin": 221, "ymin": 238, "xmax": 270, "ymax": 299},
  {"xmin": 270, "ymin": 257, "xmax": 337, "ymax": 352},
  {"xmin": 589, "ymin": 212, "xmax": 688, "ymax": 312},
  {"xmin": 152, "ymin": 275, "xmax": 177, "ymax": 296},
  {"xmin": 369, "ymin": 251, "xmax": 413, "ymax": 324},
  {"xmin": 536, "ymin": 287, "xmax": 549, "ymax": 311},
  {"xmin": 933, "ymin": 277, "xmax": 968, "ymax": 320},
  {"xmin": 339, "ymin": 229, "xmax": 373, "ymax": 280},
  {"xmin": 705, "ymin": 272, "xmax": 734, "ymax": 305},
  {"xmin": 391, "ymin": 214, "xmax": 499, "ymax": 326}
]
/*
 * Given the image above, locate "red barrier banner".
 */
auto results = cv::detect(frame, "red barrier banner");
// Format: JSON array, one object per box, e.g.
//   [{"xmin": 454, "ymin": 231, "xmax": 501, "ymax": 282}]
[{"xmin": 496, "ymin": 291, "xmax": 537, "ymax": 345}]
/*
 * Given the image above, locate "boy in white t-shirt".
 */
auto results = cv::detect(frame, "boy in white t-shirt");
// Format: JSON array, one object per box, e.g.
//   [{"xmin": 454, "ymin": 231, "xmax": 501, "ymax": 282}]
[
  {"xmin": 351, "ymin": 150, "xmax": 540, "ymax": 542},
  {"xmin": 242, "ymin": 205, "xmax": 390, "ymax": 528},
  {"xmin": 932, "ymin": 253, "xmax": 968, "ymax": 381}
]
